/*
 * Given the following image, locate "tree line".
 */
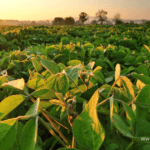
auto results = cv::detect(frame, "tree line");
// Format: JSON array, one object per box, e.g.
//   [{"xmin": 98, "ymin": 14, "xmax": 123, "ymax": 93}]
[
  {"xmin": 52, "ymin": 9, "xmax": 150, "ymax": 26},
  {"xmin": 52, "ymin": 10, "xmax": 108, "ymax": 25}
]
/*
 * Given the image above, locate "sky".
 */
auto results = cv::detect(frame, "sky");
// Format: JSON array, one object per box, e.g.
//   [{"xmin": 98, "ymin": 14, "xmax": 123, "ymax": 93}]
[{"xmin": 0, "ymin": 0, "xmax": 150, "ymax": 21}]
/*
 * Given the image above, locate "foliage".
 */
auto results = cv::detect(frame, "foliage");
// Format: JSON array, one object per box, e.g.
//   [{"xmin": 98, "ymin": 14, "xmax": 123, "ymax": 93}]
[
  {"xmin": 65, "ymin": 17, "xmax": 75, "ymax": 25},
  {"xmin": 96, "ymin": 9, "xmax": 107, "ymax": 25},
  {"xmin": 52, "ymin": 17, "xmax": 65, "ymax": 25},
  {"xmin": 79, "ymin": 12, "xmax": 89, "ymax": 24},
  {"xmin": 0, "ymin": 24, "xmax": 150, "ymax": 149}
]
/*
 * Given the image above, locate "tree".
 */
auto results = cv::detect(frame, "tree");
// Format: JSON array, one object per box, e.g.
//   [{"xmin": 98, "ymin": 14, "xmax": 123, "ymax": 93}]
[
  {"xmin": 90, "ymin": 20, "xmax": 97, "ymax": 25},
  {"xmin": 113, "ymin": 13, "xmax": 122, "ymax": 25},
  {"xmin": 146, "ymin": 20, "xmax": 150, "ymax": 25},
  {"xmin": 115, "ymin": 20, "xmax": 124, "ymax": 25},
  {"xmin": 141, "ymin": 19, "xmax": 146, "ymax": 25},
  {"xmin": 113, "ymin": 13, "xmax": 121, "ymax": 22},
  {"xmin": 65, "ymin": 17, "xmax": 75, "ymax": 25},
  {"xmin": 30, "ymin": 21, "xmax": 37, "ymax": 25},
  {"xmin": 79, "ymin": 12, "xmax": 89, "ymax": 24},
  {"xmin": 130, "ymin": 21, "xmax": 134, "ymax": 25},
  {"xmin": 75, "ymin": 20, "xmax": 81, "ymax": 26},
  {"xmin": 96, "ymin": 9, "xmax": 107, "ymax": 25},
  {"xmin": 52, "ymin": 17, "xmax": 65, "ymax": 25}
]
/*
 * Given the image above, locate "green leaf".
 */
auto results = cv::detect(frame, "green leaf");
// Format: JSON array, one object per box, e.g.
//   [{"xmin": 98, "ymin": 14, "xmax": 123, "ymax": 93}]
[
  {"xmin": 136, "ymin": 118, "xmax": 150, "ymax": 137},
  {"xmin": 0, "ymin": 76, "xmax": 6, "ymax": 87},
  {"xmin": 105, "ymin": 57, "xmax": 114, "ymax": 70},
  {"xmin": 122, "ymin": 103, "xmax": 135, "ymax": 130},
  {"xmin": 97, "ymin": 106, "xmax": 110, "ymax": 115},
  {"xmin": 45, "ymin": 75, "xmax": 57, "ymax": 90},
  {"xmin": 91, "ymin": 67, "xmax": 105, "ymax": 84},
  {"xmin": 2, "ymin": 78, "xmax": 25, "ymax": 90},
  {"xmin": 11, "ymin": 122, "xmax": 24, "ymax": 150},
  {"xmin": 41, "ymin": 59, "xmax": 61, "ymax": 74},
  {"xmin": 136, "ymin": 85, "xmax": 150, "ymax": 108},
  {"xmin": 0, "ymin": 95, "xmax": 26, "ymax": 120},
  {"xmin": 39, "ymin": 101, "xmax": 53, "ymax": 110},
  {"xmin": 84, "ymin": 43, "xmax": 94, "ymax": 49},
  {"xmin": 132, "ymin": 73, "xmax": 150, "ymax": 84},
  {"xmin": 56, "ymin": 74, "xmax": 69, "ymax": 96},
  {"xmin": 73, "ymin": 89, "xmax": 105, "ymax": 150},
  {"xmin": 57, "ymin": 148, "xmax": 79, "ymax": 150},
  {"xmin": 136, "ymin": 65, "xmax": 149, "ymax": 76},
  {"xmin": 12, "ymin": 60, "xmax": 22, "ymax": 70},
  {"xmin": 25, "ymin": 98, "xmax": 40, "ymax": 116},
  {"xmin": 67, "ymin": 60, "xmax": 81, "ymax": 66},
  {"xmin": 55, "ymin": 92, "xmax": 65, "ymax": 103},
  {"xmin": 0, "ymin": 118, "xmax": 17, "ymax": 150},
  {"xmin": 135, "ymin": 106, "xmax": 148, "ymax": 121},
  {"xmin": 112, "ymin": 113, "xmax": 134, "ymax": 138},
  {"xmin": 60, "ymin": 106, "xmax": 68, "ymax": 120},
  {"xmin": 31, "ymin": 58, "xmax": 42, "ymax": 72},
  {"xmin": 27, "ymin": 77, "xmax": 45, "ymax": 90},
  {"xmin": 20, "ymin": 118, "xmax": 38, "ymax": 150},
  {"xmin": 120, "ymin": 66, "xmax": 135, "ymax": 76},
  {"xmin": 66, "ymin": 67, "xmax": 79, "ymax": 84},
  {"xmin": 31, "ymin": 88, "xmax": 56, "ymax": 99}
]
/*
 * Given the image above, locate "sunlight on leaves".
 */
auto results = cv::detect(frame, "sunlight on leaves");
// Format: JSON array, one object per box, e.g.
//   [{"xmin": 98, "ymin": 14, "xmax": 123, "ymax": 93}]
[
  {"xmin": 2, "ymin": 78, "xmax": 25, "ymax": 90},
  {"xmin": 73, "ymin": 88, "xmax": 105, "ymax": 150}
]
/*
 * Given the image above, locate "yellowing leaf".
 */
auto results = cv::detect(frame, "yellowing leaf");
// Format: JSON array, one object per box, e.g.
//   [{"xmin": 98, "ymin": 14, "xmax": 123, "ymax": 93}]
[
  {"xmin": 144, "ymin": 45, "xmax": 150, "ymax": 52},
  {"xmin": 94, "ymin": 66, "xmax": 102, "ymax": 72},
  {"xmin": 115, "ymin": 64, "xmax": 121, "ymax": 86},
  {"xmin": 136, "ymin": 80, "xmax": 145, "ymax": 90},
  {"xmin": 2, "ymin": 78, "xmax": 25, "ymax": 90},
  {"xmin": 121, "ymin": 76, "xmax": 135, "ymax": 99},
  {"xmin": 73, "ymin": 88, "xmax": 105, "ymax": 150},
  {"xmin": 136, "ymin": 74, "xmax": 146, "ymax": 90}
]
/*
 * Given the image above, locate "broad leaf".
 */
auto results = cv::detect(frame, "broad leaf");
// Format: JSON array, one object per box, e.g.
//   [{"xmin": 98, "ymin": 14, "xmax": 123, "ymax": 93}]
[
  {"xmin": 27, "ymin": 77, "xmax": 45, "ymax": 90},
  {"xmin": 132, "ymin": 73, "xmax": 150, "ymax": 84},
  {"xmin": 45, "ymin": 75, "xmax": 57, "ymax": 90},
  {"xmin": 31, "ymin": 58, "xmax": 42, "ymax": 72},
  {"xmin": 0, "ymin": 118, "xmax": 17, "ymax": 150},
  {"xmin": 25, "ymin": 98, "xmax": 40, "ymax": 116},
  {"xmin": 56, "ymin": 74, "xmax": 69, "ymax": 96},
  {"xmin": 135, "ymin": 85, "xmax": 150, "ymax": 108},
  {"xmin": 31, "ymin": 88, "xmax": 56, "ymax": 99},
  {"xmin": 122, "ymin": 103, "xmax": 135, "ymax": 130},
  {"xmin": 41, "ymin": 59, "xmax": 61, "ymax": 74},
  {"xmin": 20, "ymin": 118, "xmax": 38, "ymax": 150},
  {"xmin": 0, "ymin": 95, "xmax": 26, "ymax": 120},
  {"xmin": 67, "ymin": 60, "xmax": 81, "ymax": 66},
  {"xmin": 0, "ymin": 76, "xmax": 6, "ymax": 87},
  {"xmin": 115, "ymin": 64, "xmax": 121, "ymax": 86},
  {"xmin": 112, "ymin": 113, "xmax": 134, "ymax": 138},
  {"xmin": 73, "ymin": 89, "xmax": 105, "ymax": 150},
  {"xmin": 2, "ymin": 78, "xmax": 25, "ymax": 90}
]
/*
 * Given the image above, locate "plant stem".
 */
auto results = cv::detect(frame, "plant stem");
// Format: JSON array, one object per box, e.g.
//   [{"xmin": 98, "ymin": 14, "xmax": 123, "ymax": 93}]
[
  {"xmin": 125, "ymin": 141, "xmax": 134, "ymax": 150},
  {"xmin": 39, "ymin": 117, "xmax": 68, "ymax": 148},
  {"xmin": 67, "ymin": 73, "xmax": 83, "ymax": 92}
]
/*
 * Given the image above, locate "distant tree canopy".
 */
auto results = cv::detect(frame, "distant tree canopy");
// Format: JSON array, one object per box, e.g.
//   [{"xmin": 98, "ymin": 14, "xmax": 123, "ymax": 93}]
[
  {"xmin": 113, "ymin": 13, "xmax": 122, "ymax": 25},
  {"xmin": 130, "ymin": 21, "xmax": 134, "ymax": 24},
  {"xmin": 113, "ymin": 13, "xmax": 121, "ymax": 21},
  {"xmin": 146, "ymin": 20, "xmax": 150, "ymax": 25},
  {"xmin": 96, "ymin": 9, "xmax": 107, "ymax": 25},
  {"xmin": 79, "ymin": 12, "xmax": 89, "ymax": 24},
  {"xmin": 115, "ymin": 20, "xmax": 124, "ymax": 25},
  {"xmin": 75, "ymin": 20, "xmax": 81, "ymax": 26},
  {"xmin": 52, "ymin": 17, "xmax": 65, "ymax": 25},
  {"xmin": 65, "ymin": 17, "xmax": 75, "ymax": 25},
  {"xmin": 90, "ymin": 20, "xmax": 97, "ymax": 25},
  {"xmin": 30, "ymin": 21, "xmax": 37, "ymax": 25}
]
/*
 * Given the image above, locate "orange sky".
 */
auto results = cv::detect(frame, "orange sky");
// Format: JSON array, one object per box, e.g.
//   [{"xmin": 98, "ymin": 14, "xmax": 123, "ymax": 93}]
[{"xmin": 0, "ymin": 0, "xmax": 150, "ymax": 20}]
